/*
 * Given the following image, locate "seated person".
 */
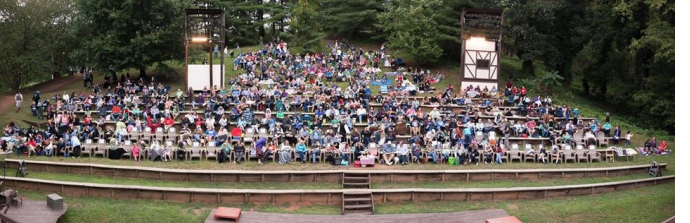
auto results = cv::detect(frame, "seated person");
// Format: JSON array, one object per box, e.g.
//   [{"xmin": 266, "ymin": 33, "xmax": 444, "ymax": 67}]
[
  {"xmin": 658, "ymin": 140, "xmax": 668, "ymax": 153},
  {"xmin": 278, "ymin": 140, "xmax": 293, "ymax": 164},
  {"xmin": 394, "ymin": 142, "xmax": 409, "ymax": 165},
  {"xmin": 382, "ymin": 141, "xmax": 396, "ymax": 165},
  {"xmin": 538, "ymin": 145, "xmax": 548, "ymax": 163},
  {"xmin": 233, "ymin": 142, "xmax": 245, "ymax": 163}
]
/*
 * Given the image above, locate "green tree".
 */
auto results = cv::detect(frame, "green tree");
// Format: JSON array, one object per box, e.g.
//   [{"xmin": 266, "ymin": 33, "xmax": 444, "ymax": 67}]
[
  {"xmin": 375, "ymin": 0, "xmax": 446, "ymax": 65},
  {"xmin": 504, "ymin": 0, "xmax": 589, "ymax": 83},
  {"xmin": 75, "ymin": 0, "xmax": 186, "ymax": 77},
  {"xmin": 0, "ymin": 0, "xmax": 77, "ymax": 91},
  {"xmin": 568, "ymin": 0, "xmax": 674, "ymax": 133},
  {"xmin": 209, "ymin": 0, "xmax": 289, "ymax": 47},
  {"xmin": 537, "ymin": 70, "xmax": 564, "ymax": 94},
  {"xmin": 287, "ymin": 0, "xmax": 326, "ymax": 54},
  {"xmin": 320, "ymin": 0, "xmax": 384, "ymax": 38}
]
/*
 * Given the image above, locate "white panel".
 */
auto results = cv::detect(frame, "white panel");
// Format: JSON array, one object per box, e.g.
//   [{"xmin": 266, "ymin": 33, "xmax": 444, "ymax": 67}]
[
  {"xmin": 465, "ymin": 53, "xmax": 475, "ymax": 65},
  {"xmin": 187, "ymin": 65, "xmax": 224, "ymax": 91},
  {"xmin": 491, "ymin": 53, "xmax": 498, "ymax": 66},
  {"xmin": 478, "ymin": 52, "xmax": 490, "ymax": 60},
  {"xmin": 476, "ymin": 69, "xmax": 490, "ymax": 79},
  {"xmin": 465, "ymin": 39, "xmax": 496, "ymax": 51},
  {"xmin": 465, "ymin": 66, "xmax": 475, "ymax": 78},
  {"xmin": 489, "ymin": 67, "xmax": 498, "ymax": 79}
]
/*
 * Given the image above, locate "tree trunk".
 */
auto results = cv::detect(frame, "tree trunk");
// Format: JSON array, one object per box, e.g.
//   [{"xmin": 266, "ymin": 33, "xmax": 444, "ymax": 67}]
[
  {"xmin": 10, "ymin": 72, "xmax": 21, "ymax": 92},
  {"xmin": 522, "ymin": 60, "xmax": 535, "ymax": 76},
  {"xmin": 139, "ymin": 68, "xmax": 147, "ymax": 79},
  {"xmin": 582, "ymin": 79, "xmax": 590, "ymax": 96},
  {"xmin": 258, "ymin": 0, "xmax": 265, "ymax": 38},
  {"xmin": 599, "ymin": 79, "xmax": 607, "ymax": 97}
]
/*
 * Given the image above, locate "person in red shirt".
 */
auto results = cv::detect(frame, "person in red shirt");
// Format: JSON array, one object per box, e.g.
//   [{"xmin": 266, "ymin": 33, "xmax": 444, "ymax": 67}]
[
  {"xmin": 84, "ymin": 115, "xmax": 92, "ymax": 125},
  {"xmin": 520, "ymin": 86, "xmax": 527, "ymax": 97},
  {"xmin": 111, "ymin": 105, "xmax": 122, "ymax": 121},
  {"xmin": 163, "ymin": 116, "xmax": 174, "ymax": 131},
  {"xmin": 146, "ymin": 116, "xmax": 161, "ymax": 134},
  {"xmin": 26, "ymin": 137, "xmax": 37, "ymax": 157},
  {"xmin": 659, "ymin": 140, "xmax": 668, "ymax": 153}
]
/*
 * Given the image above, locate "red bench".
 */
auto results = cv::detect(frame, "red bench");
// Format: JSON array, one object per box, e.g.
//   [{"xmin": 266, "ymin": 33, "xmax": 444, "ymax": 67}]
[
  {"xmin": 486, "ymin": 216, "xmax": 522, "ymax": 223},
  {"xmin": 214, "ymin": 207, "xmax": 241, "ymax": 221}
]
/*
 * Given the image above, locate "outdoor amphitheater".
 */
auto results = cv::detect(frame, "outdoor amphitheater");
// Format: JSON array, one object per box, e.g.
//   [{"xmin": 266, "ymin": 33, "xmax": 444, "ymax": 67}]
[{"xmin": 0, "ymin": 1, "xmax": 677, "ymax": 223}]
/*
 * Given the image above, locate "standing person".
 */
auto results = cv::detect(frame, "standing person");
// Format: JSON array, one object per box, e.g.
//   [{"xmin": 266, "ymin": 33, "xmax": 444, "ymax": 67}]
[
  {"xmin": 214, "ymin": 45, "xmax": 219, "ymax": 58},
  {"xmin": 612, "ymin": 126, "xmax": 621, "ymax": 145},
  {"xmin": 14, "ymin": 91, "xmax": 22, "ymax": 112},
  {"xmin": 88, "ymin": 70, "xmax": 94, "ymax": 87},
  {"xmin": 83, "ymin": 70, "xmax": 89, "ymax": 88},
  {"xmin": 625, "ymin": 131, "xmax": 633, "ymax": 147},
  {"xmin": 32, "ymin": 91, "xmax": 40, "ymax": 108}
]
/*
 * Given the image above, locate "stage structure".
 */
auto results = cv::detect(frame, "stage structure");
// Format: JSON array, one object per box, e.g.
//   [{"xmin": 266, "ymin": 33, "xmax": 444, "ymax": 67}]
[
  {"xmin": 185, "ymin": 8, "xmax": 225, "ymax": 91},
  {"xmin": 460, "ymin": 9, "xmax": 503, "ymax": 90}
]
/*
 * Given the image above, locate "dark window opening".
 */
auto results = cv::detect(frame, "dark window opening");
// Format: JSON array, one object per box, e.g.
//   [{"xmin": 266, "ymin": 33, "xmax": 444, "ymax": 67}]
[{"xmin": 477, "ymin": 59, "xmax": 490, "ymax": 69}]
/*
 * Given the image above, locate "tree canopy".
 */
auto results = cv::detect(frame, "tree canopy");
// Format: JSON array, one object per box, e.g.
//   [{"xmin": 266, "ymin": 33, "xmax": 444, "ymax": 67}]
[
  {"xmin": 0, "ymin": 0, "xmax": 77, "ymax": 91},
  {"xmin": 74, "ymin": 0, "xmax": 186, "ymax": 77}
]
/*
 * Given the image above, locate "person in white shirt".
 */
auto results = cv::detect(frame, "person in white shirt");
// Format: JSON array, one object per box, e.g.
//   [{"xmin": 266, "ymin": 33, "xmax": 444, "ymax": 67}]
[
  {"xmin": 430, "ymin": 108, "xmax": 441, "ymax": 120},
  {"xmin": 395, "ymin": 142, "xmax": 409, "ymax": 165},
  {"xmin": 475, "ymin": 120, "xmax": 485, "ymax": 133},
  {"xmin": 584, "ymin": 130, "xmax": 597, "ymax": 147},
  {"xmin": 45, "ymin": 139, "xmax": 54, "ymax": 156},
  {"xmin": 357, "ymin": 107, "xmax": 367, "ymax": 123},
  {"xmin": 424, "ymin": 129, "xmax": 436, "ymax": 146},
  {"xmin": 14, "ymin": 91, "xmax": 22, "ymax": 112}
]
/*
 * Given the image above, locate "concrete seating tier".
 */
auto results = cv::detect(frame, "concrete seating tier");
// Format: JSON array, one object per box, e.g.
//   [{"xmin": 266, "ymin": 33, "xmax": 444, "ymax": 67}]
[
  {"xmin": 4, "ymin": 159, "xmax": 666, "ymax": 183},
  {"xmin": 0, "ymin": 175, "xmax": 674, "ymax": 205}
]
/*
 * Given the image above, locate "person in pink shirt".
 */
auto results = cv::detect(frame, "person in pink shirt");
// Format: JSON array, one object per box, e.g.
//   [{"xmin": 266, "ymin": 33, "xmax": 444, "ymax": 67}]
[
  {"xmin": 526, "ymin": 120, "xmax": 537, "ymax": 136},
  {"xmin": 132, "ymin": 143, "xmax": 141, "ymax": 162}
]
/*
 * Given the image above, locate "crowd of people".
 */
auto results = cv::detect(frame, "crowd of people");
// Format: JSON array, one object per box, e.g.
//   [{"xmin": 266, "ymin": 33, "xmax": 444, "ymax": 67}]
[{"xmin": 0, "ymin": 38, "xmax": 668, "ymax": 164}]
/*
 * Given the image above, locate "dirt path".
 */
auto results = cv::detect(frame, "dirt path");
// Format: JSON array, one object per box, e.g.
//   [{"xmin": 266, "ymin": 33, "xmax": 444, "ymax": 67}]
[{"xmin": 0, "ymin": 75, "xmax": 81, "ymax": 113}]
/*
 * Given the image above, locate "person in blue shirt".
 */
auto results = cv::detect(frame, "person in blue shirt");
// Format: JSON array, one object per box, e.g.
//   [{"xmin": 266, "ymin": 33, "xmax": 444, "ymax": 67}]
[
  {"xmin": 602, "ymin": 122, "xmax": 612, "ymax": 137},
  {"xmin": 462, "ymin": 127, "xmax": 473, "ymax": 149},
  {"xmin": 295, "ymin": 141, "xmax": 307, "ymax": 163},
  {"xmin": 382, "ymin": 141, "xmax": 396, "ymax": 165},
  {"xmin": 205, "ymin": 128, "xmax": 217, "ymax": 144}
]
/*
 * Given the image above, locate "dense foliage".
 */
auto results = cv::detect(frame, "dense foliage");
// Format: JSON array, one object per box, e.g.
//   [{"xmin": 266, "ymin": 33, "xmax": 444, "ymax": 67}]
[
  {"xmin": 0, "ymin": 0, "xmax": 77, "ymax": 91},
  {"xmin": 74, "ymin": 0, "xmax": 187, "ymax": 77}
]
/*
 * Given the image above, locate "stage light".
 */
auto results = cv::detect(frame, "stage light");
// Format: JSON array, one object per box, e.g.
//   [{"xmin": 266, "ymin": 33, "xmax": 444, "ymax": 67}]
[
  {"xmin": 468, "ymin": 36, "xmax": 486, "ymax": 42},
  {"xmin": 190, "ymin": 37, "xmax": 209, "ymax": 43}
]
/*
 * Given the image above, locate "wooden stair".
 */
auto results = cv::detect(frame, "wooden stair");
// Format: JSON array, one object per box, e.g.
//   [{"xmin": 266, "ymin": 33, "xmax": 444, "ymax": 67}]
[
  {"xmin": 341, "ymin": 191, "xmax": 375, "ymax": 215},
  {"xmin": 342, "ymin": 173, "xmax": 371, "ymax": 189},
  {"xmin": 341, "ymin": 173, "xmax": 374, "ymax": 215}
]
